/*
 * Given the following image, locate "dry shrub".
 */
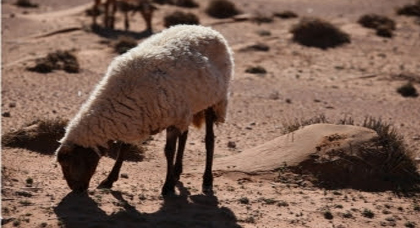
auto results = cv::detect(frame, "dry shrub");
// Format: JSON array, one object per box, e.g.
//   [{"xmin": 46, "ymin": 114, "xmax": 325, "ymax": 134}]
[
  {"xmin": 283, "ymin": 116, "xmax": 420, "ymax": 192},
  {"xmin": 152, "ymin": 0, "xmax": 198, "ymax": 7},
  {"xmin": 376, "ymin": 25, "xmax": 393, "ymax": 38},
  {"xmin": 152, "ymin": 0, "xmax": 172, "ymax": 4},
  {"xmin": 358, "ymin": 14, "xmax": 396, "ymax": 30},
  {"xmin": 173, "ymin": 0, "xmax": 199, "ymax": 8},
  {"xmin": 113, "ymin": 36, "xmax": 138, "ymax": 54},
  {"xmin": 274, "ymin": 10, "xmax": 298, "ymax": 19},
  {"xmin": 396, "ymin": 1, "xmax": 420, "ymax": 17},
  {"xmin": 15, "ymin": 0, "xmax": 38, "ymax": 8},
  {"xmin": 2, "ymin": 118, "xmax": 68, "ymax": 154},
  {"xmin": 397, "ymin": 82, "xmax": 419, "ymax": 97},
  {"xmin": 2, "ymin": 117, "xmax": 145, "ymax": 161},
  {"xmin": 206, "ymin": 0, "xmax": 240, "ymax": 19},
  {"xmin": 290, "ymin": 17, "xmax": 350, "ymax": 49},
  {"xmin": 164, "ymin": 11, "xmax": 200, "ymax": 28},
  {"xmin": 358, "ymin": 14, "xmax": 396, "ymax": 37},
  {"xmin": 27, "ymin": 50, "xmax": 80, "ymax": 73},
  {"xmin": 245, "ymin": 66, "xmax": 267, "ymax": 74}
]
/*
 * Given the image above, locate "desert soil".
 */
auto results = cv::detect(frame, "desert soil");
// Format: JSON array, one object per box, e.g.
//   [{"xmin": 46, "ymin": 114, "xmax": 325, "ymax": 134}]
[{"xmin": 2, "ymin": 0, "xmax": 420, "ymax": 227}]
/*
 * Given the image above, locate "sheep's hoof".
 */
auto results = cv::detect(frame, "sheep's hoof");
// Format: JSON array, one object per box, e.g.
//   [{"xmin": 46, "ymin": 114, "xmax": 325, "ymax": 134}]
[{"xmin": 202, "ymin": 185, "xmax": 214, "ymax": 196}]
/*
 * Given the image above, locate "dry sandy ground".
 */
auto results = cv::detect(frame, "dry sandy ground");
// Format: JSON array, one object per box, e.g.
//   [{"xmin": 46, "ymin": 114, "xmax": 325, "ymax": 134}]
[{"xmin": 2, "ymin": 0, "xmax": 420, "ymax": 227}]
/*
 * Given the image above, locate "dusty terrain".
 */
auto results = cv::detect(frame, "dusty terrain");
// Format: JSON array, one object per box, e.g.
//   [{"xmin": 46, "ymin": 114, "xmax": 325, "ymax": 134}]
[{"xmin": 2, "ymin": 0, "xmax": 420, "ymax": 227}]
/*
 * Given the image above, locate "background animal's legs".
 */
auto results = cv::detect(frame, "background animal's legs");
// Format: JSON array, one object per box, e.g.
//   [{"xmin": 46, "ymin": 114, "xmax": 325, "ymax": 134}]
[
  {"xmin": 124, "ymin": 10, "xmax": 130, "ymax": 30},
  {"xmin": 104, "ymin": 0, "xmax": 110, "ymax": 27},
  {"xmin": 110, "ymin": 0, "xmax": 117, "ymax": 29},
  {"xmin": 92, "ymin": 0, "xmax": 101, "ymax": 25},
  {"xmin": 140, "ymin": 9, "xmax": 153, "ymax": 32}
]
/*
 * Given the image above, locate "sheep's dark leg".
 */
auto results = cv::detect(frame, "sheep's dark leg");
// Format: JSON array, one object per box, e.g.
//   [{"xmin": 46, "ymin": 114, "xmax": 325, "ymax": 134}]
[
  {"xmin": 174, "ymin": 130, "xmax": 188, "ymax": 182},
  {"xmin": 97, "ymin": 142, "xmax": 127, "ymax": 189},
  {"xmin": 162, "ymin": 127, "xmax": 179, "ymax": 196},
  {"xmin": 203, "ymin": 108, "xmax": 216, "ymax": 195}
]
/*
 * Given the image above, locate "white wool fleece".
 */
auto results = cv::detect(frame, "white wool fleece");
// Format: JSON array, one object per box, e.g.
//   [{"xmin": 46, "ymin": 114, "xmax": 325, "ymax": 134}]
[{"xmin": 59, "ymin": 25, "xmax": 234, "ymax": 149}]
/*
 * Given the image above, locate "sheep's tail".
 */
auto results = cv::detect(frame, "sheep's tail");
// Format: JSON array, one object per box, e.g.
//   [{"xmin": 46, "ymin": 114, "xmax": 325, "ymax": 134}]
[{"xmin": 192, "ymin": 99, "xmax": 229, "ymax": 128}]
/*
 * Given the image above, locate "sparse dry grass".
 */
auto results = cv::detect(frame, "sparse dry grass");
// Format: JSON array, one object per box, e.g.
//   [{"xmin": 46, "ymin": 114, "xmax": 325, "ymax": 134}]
[
  {"xmin": 206, "ymin": 0, "xmax": 240, "ymax": 19},
  {"xmin": 27, "ymin": 50, "xmax": 80, "ymax": 73},
  {"xmin": 282, "ymin": 114, "xmax": 329, "ymax": 134},
  {"xmin": 290, "ymin": 17, "xmax": 350, "ymax": 49},
  {"xmin": 164, "ymin": 11, "xmax": 200, "ymax": 28},
  {"xmin": 2, "ymin": 118, "xmax": 68, "ymax": 154}
]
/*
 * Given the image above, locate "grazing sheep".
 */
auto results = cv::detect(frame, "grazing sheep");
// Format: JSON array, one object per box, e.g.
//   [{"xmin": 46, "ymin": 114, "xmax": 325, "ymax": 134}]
[
  {"xmin": 93, "ymin": 0, "xmax": 157, "ymax": 32},
  {"xmin": 55, "ymin": 25, "xmax": 234, "ymax": 196}
]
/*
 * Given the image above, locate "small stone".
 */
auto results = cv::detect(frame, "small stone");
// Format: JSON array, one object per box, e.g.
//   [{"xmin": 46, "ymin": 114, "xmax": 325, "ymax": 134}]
[
  {"xmin": 2, "ymin": 112, "xmax": 11, "ymax": 117},
  {"xmin": 227, "ymin": 141, "xmax": 236, "ymax": 148},
  {"xmin": 121, "ymin": 173, "xmax": 129, "ymax": 179},
  {"xmin": 9, "ymin": 103, "xmax": 16, "ymax": 108}
]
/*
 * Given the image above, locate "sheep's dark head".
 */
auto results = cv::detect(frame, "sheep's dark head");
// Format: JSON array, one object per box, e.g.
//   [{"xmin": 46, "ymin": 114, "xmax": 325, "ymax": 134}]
[{"xmin": 56, "ymin": 143, "xmax": 100, "ymax": 193}]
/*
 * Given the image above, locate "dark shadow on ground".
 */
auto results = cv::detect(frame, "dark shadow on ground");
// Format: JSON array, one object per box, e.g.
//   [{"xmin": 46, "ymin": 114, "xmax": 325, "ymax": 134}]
[
  {"xmin": 90, "ymin": 24, "xmax": 153, "ymax": 40},
  {"xmin": 54, "ymin": 182, "xmax": 241, "ymax": 228}
]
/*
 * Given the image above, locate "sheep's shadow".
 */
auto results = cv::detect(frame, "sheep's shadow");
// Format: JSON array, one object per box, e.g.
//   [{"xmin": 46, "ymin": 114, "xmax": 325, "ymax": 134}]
[
  {"xmin": 54, "ymin": 182, "xmax": 241, "ymax": 228},
  {"xmin": 90, "ymin": 24, "xmax": 153, "ymax": 39}
]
